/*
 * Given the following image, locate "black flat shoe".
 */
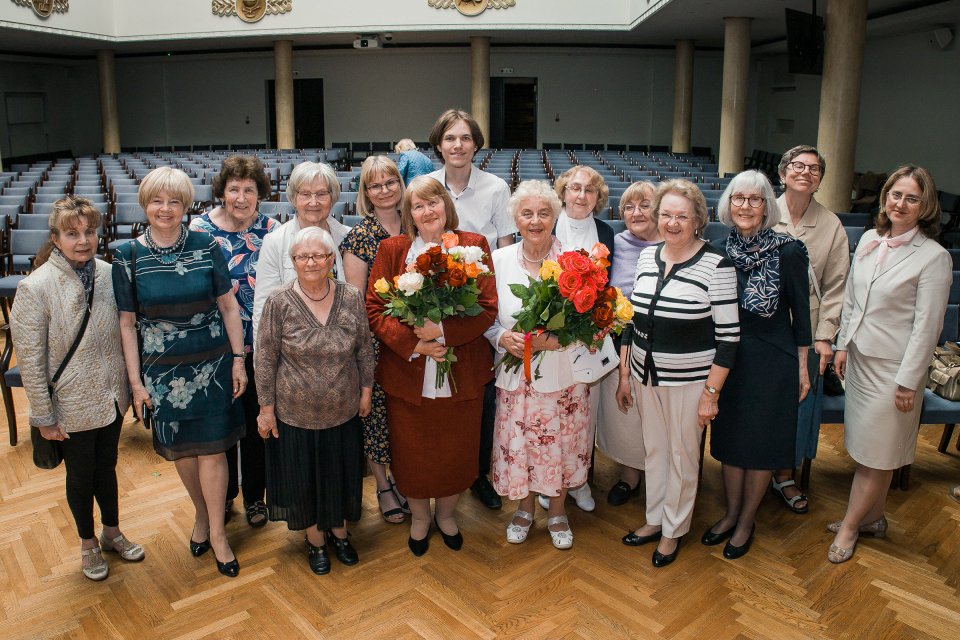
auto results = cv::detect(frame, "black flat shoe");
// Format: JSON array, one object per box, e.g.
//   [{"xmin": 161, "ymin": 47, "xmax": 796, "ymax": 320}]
[
  {"xmin": 470, "ymin": 476, "xmax": 502, "ymax": 510},
  {"xmin": 652, "ymin": 538, "xmax": 682, "ymax": 568},
  {"xmin": 621, "ymin": 529, "xmax": 662, "ymax": 547},
  {"xmin": 701, "ymin": 521, "xmax": 736, "ymax": 546},
  {"xmin": 216, "ymin": 557, "xmax": 239, "ymax": 577},
  {"xmin": 434, "ymin": 518, "xmax": 463, "ymax": 551},
  {"xmin": 722, "ymin": 526, "xmax": 755, "ymax": 560},
  {"xmin": 326, "ymin": 530, "xmax": 359, "ymax": 565},
  {"xmin": 189, "ymin": 527, "xmax": 211, "ymax": 557},
  {"xmin": 408, "ymin": 534, "xmax": 430, "ymax": 557},
  {"xmin": 307, "ymin": 539, "xmax": 330, "ymax": 575},
  {"xmin": 607, "ymin": 480, "xmax": 641, "ymax": 506}
]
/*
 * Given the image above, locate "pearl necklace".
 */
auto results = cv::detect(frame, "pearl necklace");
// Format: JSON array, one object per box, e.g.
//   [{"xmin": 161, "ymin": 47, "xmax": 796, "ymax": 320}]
[{"xmin": 520, "ymin": 242, "xmax": 551, "ymax": 264}]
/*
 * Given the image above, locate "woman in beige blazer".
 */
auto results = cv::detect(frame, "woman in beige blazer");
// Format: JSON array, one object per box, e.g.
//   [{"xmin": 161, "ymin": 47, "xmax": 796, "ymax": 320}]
[
  {"xmin": 771, "ymin": 145, "xmax": 850, "ymax": 513},
  {"xmin": 10, "ymin": 197, "xmax": 139, "ymax": 581},
  {"xmin": 830, "ymin": 166, "xmax": 951, "ymax": 563}
]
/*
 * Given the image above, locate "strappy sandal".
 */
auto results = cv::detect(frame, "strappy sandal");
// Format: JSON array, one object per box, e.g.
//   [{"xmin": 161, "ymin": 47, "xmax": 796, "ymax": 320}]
[
  {"xmin": 390, "ymin": 477, "xmax": 411, "ymax": 515},
  {"xmin": 376, "ymin": 487, "xmax": 405, "ymax": 524},
  {"xmin": 506, "ymin": 510, "xmax": 534, "ymax": 544},
  {"xmin": 245, "ymin": 500, "xmax": 268, "ymax": 528},
  {"xmin": 547, "ymin": 515, "xmax": 573, "ymax": 550},
  {"xmin": 770, "ymin": 477, "xmax": 809, "ymax": 514}
]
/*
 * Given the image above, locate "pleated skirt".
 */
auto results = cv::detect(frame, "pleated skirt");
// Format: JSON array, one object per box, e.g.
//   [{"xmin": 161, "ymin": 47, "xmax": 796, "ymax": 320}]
[
  {"xmin": 844, "ymin": 342, "xmax": 923, "ymax": 470},
  {"xmin": 386, "ymin": 394, "xmax": 481, "ymax": 499},
  {"xmin": 265, "ymin": 416, "xmax": 363, "ymax": 531}
]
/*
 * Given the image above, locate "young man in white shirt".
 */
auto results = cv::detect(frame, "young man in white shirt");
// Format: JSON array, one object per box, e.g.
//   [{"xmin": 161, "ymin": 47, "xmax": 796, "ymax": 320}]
[{"xmin": 427, "ymin": 109, "xmax": 516, "ymax": 510}]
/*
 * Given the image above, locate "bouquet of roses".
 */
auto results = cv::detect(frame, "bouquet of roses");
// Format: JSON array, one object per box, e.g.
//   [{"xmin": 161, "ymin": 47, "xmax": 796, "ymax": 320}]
[
  {"xmin": 497, "ymin": 242, "xmax": 634, "ymax": 381},
  {"xmin": 373, "ymin": 232, "xmax": 492, "ymax": 392}
]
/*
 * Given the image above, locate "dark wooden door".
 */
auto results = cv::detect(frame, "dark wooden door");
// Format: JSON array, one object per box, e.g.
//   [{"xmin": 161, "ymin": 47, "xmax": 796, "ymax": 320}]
[
  {"xmin": 267, "ymin": 78, "xmax": 325, "ymax": 149},
  {"xmin": 489, "ymin": 77, "xmax": 537, "ymax": 149}
]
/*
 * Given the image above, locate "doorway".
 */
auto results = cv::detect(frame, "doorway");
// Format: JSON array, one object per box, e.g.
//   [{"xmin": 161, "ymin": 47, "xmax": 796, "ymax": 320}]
[
  {"xmin": 267, "ymin": 78, "xmax": 325, "ymax": 149},
  {"xmin": 489, "ymin": 77, "xmax": 537, "ymax": 149}
]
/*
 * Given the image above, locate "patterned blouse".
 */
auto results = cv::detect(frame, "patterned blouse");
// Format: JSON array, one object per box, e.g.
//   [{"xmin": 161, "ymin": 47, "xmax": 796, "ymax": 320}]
[
  {"xmin": 339, "ymin": 214, "xmax": 397, "ymax": 266},
  {"xmin": 190, "ymin": 211, "xmax": 278, "ymax": 351}
]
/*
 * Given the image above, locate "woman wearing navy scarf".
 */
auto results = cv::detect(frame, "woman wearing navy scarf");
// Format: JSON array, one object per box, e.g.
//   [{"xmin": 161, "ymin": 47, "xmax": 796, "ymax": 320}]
[{"xmin": 704, "ymin": 170, "xmax": 811, "ymax": 560}]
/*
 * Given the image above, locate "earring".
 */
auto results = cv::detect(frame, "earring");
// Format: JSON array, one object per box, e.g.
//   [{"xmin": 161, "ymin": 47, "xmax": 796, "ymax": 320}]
[{"xmin": 694, "ymin": 229, "xmax": 700, "ymax": 237}]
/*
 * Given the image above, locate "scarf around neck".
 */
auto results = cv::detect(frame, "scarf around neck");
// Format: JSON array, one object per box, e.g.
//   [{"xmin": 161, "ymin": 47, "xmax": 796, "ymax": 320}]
[{"xmin": 725, "ymin": 228, "xmax": 803, "ymax": 318}]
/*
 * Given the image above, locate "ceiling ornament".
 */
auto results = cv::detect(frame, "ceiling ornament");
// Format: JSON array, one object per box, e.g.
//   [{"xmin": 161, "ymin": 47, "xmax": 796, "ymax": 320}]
[
  {"xmin": 428, "ymin": 0, "xmax": 516, "ymax": 17},
  {"xmin": 212, "ymin": 0, "xmax": 292, "ymax": 23},
  {"xmin": 10, "ymin": 0, "xmax": 68, "ymax": 18}
]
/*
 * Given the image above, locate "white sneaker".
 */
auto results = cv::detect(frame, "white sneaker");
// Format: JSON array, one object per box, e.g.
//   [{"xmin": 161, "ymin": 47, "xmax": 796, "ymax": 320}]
[
  {"xmin": 568, "ymin": 483, "xmax": 596, "ymax": 512},
  {"xmin": 537, "ymin": 494, "xmax": 550, "ymax": 510}
]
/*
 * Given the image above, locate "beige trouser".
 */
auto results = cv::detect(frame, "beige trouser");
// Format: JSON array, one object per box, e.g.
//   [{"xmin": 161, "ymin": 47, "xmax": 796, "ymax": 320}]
[{"xmin": 637, "ymin": 379, "xmax": 703, "ymax": 539}]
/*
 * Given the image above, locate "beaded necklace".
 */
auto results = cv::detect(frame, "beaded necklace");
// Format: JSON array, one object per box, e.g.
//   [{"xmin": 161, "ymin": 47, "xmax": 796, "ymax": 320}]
[{"xmin": 144, "ymin": 225, "xmax": 187, "ymax": 266}]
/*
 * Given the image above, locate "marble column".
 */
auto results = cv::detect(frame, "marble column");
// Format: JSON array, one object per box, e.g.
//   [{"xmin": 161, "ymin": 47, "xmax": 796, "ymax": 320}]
[
  {"xmin": 274, "ymin": 40, "xmax": 295, "ymax": 150},
  {"xmin": 470, "ymin": 36, "xmax": 490, "ymax": 149},
  {"xmin": 717, "ymin": 18, "xmax": 751, "ymax": 176},
  {"xmin": 97, "ymin": 50, "xmax": 121, "ymax": 154},
  {"xmin": 671, "ymin": 39, "xmax": 695, "ymax": 154},
  {"xmin": 816, "ymin": 0, "xmax": 867, "ymax": 213}
]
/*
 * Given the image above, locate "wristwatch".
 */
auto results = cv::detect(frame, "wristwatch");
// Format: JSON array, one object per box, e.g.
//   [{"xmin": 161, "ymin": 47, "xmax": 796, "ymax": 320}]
[
  {"xmin": 704, "ymin": 384, "xmax": 719, "ymax": 395},
  {"xmin": 232, "ymin": 353, "xmax": 246, "ymax": 359}
]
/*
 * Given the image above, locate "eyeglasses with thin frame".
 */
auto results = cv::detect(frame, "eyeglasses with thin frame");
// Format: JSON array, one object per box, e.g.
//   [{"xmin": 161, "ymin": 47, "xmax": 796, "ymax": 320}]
[
  {"xmin": 296, "ymin": 190, "xmax": 332, "ymax": 202},
  {"xmin": 623, "ymin": 202, "xmax": 652, "ymax": 214},
  {"xmin": 659, "ymin": 213, "xmax": 692, "ymax": 223},
  {"xmin": 411, "ymin": 199, "xmax": 444, "ymax": 215},
  {"xmin": 567, "ymin": 184, "xmax": 598, "ymax": 196},
  {"xmin": 788, "ymin": 161, "xmax": 823, "ymax": 176},
  {"xmin": 888, "ymin": 191, "xmax": 922, "ymax": 206},
  {"xmin": 292, "ymin": 252, "xmax": 334, "ymax": 264},
  {"xmin": 730, "ymin": 194, "xmax": 765, "ymax": 208},
  {"xmin": 366, "ymin": 178, "xmax": 401, "ymax": 194}
]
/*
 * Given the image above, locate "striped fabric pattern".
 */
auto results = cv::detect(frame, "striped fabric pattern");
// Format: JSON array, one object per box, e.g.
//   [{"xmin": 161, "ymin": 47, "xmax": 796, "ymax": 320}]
[{"xmin": 629, "ymin": 243, "xmax": 739, "ymax": 386}]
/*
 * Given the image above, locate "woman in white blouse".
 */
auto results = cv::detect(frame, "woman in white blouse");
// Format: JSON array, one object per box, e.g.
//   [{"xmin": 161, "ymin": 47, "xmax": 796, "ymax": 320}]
[
  {"xmin": 252, "ymin": 161, "xmax": 350, "ymax": 344},
  {"xmin": 486, "ymin": 180, "xmax": 592, "ymax": 550}
]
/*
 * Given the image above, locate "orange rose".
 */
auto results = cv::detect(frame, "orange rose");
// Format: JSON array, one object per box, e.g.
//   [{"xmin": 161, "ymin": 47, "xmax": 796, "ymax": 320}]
[
  {"xmin": 590, "ymin": 242, "xmax": 610, "ymax": 261},
  {"xmin": 591, "ymin": 303, "xmax": 615, "ymax": 329},
  {"xmin": 393, "ymin": 275, "xmax": 400, "ymax": 287},
  {"xmin": 446, "ymin": 254, "xmax": 458, "ymax": 270},
  {"xmin": 572, "ymin": 287, "xmax": 597, "ymax": 313},
  {"xmin": 447, "ymin": 265, "xmax": 467, "ymax": 287},
  {"xmin": 415, "ymin": 253, "xmax": 433, "ymax": 274},
  {"xmin": 601, "ymin": 286, "xmax": 618, "ymax": 302},
  {"xmin": 558, "ymin": 251, "xmax": 593, "ymax": 274},
  {"xmin": 426, "ymin": 245, "xmax": 444, "ymax": 265},
  {"xmin": 584, "ymin": 267, "xmax": 608, "ymax": 290},
  {"xmin": 464, "ymin": 262, "xmax": 481, "ymax": 278},
  {"xmin": 441, "ymin": 232, "xmax": 459, "ymax": 249},
  {"xmin": 557, "ymin": 271, "xmax": 583, "ymax": 298}
]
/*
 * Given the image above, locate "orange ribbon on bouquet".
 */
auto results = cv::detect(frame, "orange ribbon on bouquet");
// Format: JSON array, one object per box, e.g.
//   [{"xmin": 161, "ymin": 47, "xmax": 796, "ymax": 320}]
[{"xmin": 522, "ymin": 329, "xmax": 545, "ymax": 383}]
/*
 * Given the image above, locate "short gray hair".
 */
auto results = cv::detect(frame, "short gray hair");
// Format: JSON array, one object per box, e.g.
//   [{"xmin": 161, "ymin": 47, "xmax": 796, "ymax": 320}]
[
  {"xmin": 509, "ymin": 180, "xmax": 562, "ymax": 223},
  {"xmin": 717, "ymin": 170, "xmax": 779, "ymax": 231},
  {"xmin": 286, "ymin": 161, "xmax": 340, "ymax": 204},
  {"xmin": 289, "ymin": 226, "xmax": 334, "ymax": 257}
]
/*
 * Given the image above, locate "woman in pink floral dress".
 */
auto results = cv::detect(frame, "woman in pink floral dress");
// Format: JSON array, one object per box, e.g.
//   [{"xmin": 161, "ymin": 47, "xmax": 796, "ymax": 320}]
[{"xmin": 485, "ymin": 180, "xmax": 591, "ymax": 550}]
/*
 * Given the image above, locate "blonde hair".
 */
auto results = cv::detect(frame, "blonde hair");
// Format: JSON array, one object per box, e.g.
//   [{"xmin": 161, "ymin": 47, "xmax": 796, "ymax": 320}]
[
  {"xmin": 619, "ymin": 181, "xmax": 656, "ymax": 218},
  {"xmin": 356, "ymin": 155, "xmax": 404, "ymax": 218},
  {"xmin": 394, "ymin": 139, "xmax": 417, "ymax": 153},
  {"xmin": 875, "ymin": 165, "xmax": 941, "ymax": 238},
  {"xmin": 651, "ymin": 179, "xmax": 709, "ymax": 235},
  {"xmin": 138, "ymin": 166, "xmax": 193, "ymax": 210},
  {"xmin": 34, "ymin": 196, "xmax": 103, "ymax": 267}
]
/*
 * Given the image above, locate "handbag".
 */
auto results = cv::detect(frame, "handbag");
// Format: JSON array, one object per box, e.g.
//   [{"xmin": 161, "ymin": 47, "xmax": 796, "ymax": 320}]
[
  {"xmin": 807, "ymin": 265, "xmax": 845, "ymax": 396},
  {"xmin": 927, "ymin": 341, "xmax": 960, "ymax": 401},
  {"xmin": 32, "ymin": 273, "xmax": 96, "ymax": 470},
  {"xmin": 129, "ymin": 241, "xmax": 152, "ymax": 429},
  {"xmin": 569, "ymin": 335, "xmax": 619, "ymax": 384}
]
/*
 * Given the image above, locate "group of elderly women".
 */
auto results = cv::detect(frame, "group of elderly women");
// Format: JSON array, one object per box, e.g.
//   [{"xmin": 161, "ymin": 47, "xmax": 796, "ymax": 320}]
[{"xmin": 10, "ymin": 143, "xmax": 952, "ymax": 580}]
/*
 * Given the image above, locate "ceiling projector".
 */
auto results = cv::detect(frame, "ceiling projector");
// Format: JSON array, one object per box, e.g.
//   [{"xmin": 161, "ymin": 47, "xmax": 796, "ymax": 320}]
[{"xmin": 353, "ymin": 36, "xmax": 381, "ymax": 49}]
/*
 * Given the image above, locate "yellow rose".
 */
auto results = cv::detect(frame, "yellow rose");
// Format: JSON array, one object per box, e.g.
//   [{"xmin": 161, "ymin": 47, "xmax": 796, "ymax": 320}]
[
  {"xmin": 615, "ymin": 296, "xmax": 634, "ymax": 322},
  {"xmin": 539, "ymin": 259, "xmax": 562, "ymax": 281},
  {"xmin": 373, "ymin": 277, "xmax": 391, "ymax": 294}
]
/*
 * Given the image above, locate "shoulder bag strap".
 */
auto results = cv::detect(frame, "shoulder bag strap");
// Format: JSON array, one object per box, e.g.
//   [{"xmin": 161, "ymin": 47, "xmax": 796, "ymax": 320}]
[
  {"xmin": 129, "ymin": 240, "xmax": 145, "ymax": 366},
  {"xmin": 50, "ymin": 274, "xmax": 96, "ymax": 388}
]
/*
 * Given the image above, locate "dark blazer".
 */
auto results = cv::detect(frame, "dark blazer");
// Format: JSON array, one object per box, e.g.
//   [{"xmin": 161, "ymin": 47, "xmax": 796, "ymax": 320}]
[
  {"xmin": 595, "ymin": 217, "xmax": 616, "ymax": 273},
  {"xmin": 366, "ymin": 230, "xmax": 498, "ymax": 406}
]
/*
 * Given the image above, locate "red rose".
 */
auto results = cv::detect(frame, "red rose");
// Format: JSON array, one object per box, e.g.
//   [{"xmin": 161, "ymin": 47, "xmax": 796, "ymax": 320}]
[
  {"xmin": 591, "ymin": 303, "xmax": 615, "ymax": 329},
  {"xmin": 426, "ymin": 245, "xmax": 444, "ymax": 265},
  {"xmin": 557, "ymin": 270, "xmax": 583, "ymax": 298},
  {"xmin": 415, "ymin": 253, "xmax": 433, "ymax": 274},
  {"xmin": 448, "ymin": 265, "xmax": 467, "ymax": 287},
  {"xmin": 567, "ymin": 252, "xmax": 594, "ymax": 274},
  {"xmin": 572, "ymin": 287, "xmax": 597, "ymax": 313},
  {"xmin": 584, "ymin": 267, "xmax": 608, "ymax": 290}
]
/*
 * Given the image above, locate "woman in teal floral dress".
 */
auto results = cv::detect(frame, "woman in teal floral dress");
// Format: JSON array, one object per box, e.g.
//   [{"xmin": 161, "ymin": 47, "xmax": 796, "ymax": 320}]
[
  {"xmin": 113, "ymin": 167, "xmax": 248, "ymax": 578},
  {"xmin": 340, "ymin": 155, "xmax": 408, "ymax": 523}
]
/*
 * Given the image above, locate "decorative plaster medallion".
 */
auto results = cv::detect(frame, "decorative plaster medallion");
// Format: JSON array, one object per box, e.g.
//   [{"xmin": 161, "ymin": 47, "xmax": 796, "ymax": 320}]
[
  {"xmin": 10, "ymin": 0, "xmax": 69, "ymax": 18},
  {"xmin": 211, "ymin": 0, "xmax": 292, "ymax": 23},
  {"xmin": 428, "ymin": 0, "xmax": 516, "ymax": 15}
]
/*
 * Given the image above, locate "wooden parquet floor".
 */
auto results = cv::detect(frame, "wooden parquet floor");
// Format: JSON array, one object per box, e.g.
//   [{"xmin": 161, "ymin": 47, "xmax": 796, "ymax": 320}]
[{"xmin": 1, "ymin": 385, "xmax": 959, "ymax": 639}]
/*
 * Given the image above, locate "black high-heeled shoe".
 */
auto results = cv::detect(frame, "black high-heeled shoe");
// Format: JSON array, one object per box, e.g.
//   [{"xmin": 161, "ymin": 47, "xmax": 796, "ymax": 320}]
[
  {"xmin": 408, "ymin": 533, "xmax": 430, "ymax": 557},
  {"xmin": 701, "ymin": 521, "xmax": 736, "ymax": 546},
  {"xmin": 434, "ymin": 518, "xmax": 463, "ymax": 551},
  {"xmin": 215, "ymin": 555, "xmax": 240, "ymax": 577},
  {"xmin": 189, "ymin": 527, "xmax": 210, "ymax": 557},
  {"xmin": 325, "ymin": 530, "xmax": 358, "ymax": 565},
  {"xmin": 722, "ymin": 526, "xmax": 755, "ymax": 560}
]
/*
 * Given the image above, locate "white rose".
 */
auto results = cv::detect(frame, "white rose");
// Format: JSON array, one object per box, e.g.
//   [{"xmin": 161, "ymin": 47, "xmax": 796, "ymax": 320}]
[
  {"xmin": 446, "ymin": 245, "xmax": 464, "ymax": 259},
  {"xmin": 396, "ymin": 271, "xmax": 425, "ymax": 296},
  {"xmin": 461, "ymin": 246, "xmax": 484, "ymax": 264}
]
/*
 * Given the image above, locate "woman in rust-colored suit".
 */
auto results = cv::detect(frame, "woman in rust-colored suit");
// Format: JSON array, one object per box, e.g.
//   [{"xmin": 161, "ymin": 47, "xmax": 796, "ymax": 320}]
[{"xmin": 366, "ymin": 176, "xmax": 497, "ymax": 557}]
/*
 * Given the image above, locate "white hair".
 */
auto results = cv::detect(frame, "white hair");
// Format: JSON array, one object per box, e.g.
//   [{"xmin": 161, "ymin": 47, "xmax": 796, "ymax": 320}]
[
  {"xmin": 286, "ymin": 161, "xmax": 340, "ymax": 205},
  {"xmin": 289, "ymin": 226, "xmax": 334, "ymax": 256},
  {"xmin": 717, "ymin": 170, "xmax": 779, "ymax": 231}
]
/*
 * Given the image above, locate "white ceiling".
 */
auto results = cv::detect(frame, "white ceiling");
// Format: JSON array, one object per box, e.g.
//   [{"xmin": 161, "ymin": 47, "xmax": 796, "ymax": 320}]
[{"xmin": 0, "ymin": 0, "xmax": 955, "ymax": 57}]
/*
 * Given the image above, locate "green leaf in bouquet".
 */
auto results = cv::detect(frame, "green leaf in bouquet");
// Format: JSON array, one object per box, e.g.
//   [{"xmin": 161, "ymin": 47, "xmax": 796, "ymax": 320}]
[
  {"xmin": 426, "ymin": 308, "xmax": 442, "ymax": 324},
  {"xmin": 509, "ymin": 283, "xmax": 532, "ymax": 300},
  {"xmin": 443, "ymin": 305, "xmax": 455, "ymax": 316},
  {"xmin": 546, "ymin": 311, "xmax": 565, "ymax": 331}
]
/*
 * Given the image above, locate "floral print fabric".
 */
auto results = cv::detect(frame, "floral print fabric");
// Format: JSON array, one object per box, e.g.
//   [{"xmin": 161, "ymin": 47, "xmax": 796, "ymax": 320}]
[
  {"xmin": 491, "ymin": 382, "xmax": 592, "ymax": 500},
  {"xmin": 112, "ymin": 232, "xmax": 244, "ymax": 460},
  {"xmin": 190, "ymin": 212, "xmax": 278, "ymax": 351}
]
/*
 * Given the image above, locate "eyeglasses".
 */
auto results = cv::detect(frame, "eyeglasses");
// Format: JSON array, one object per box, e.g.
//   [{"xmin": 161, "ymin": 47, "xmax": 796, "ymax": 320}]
[
  {"xmin": 567, "ymin": 184, "xmax": 598, "ymax": 196},
  {"xmin": 518, "ymin": 210, "xmax": 554, "ymax": 221},
  {"xmin": 659, "ymin": 214, "xmax": 691, "ymax": 223},
  {"xmin": 366, "ymin": 178, "xmax": 401, "ymax": 193},
  {"xmin": 292, "ymin": 252, "xmax": 334, "ymax": 264},
  {"xmin": 730, "ymin": 194, "xmax": 765, "ymax": 208},
  {"xmin": 411, "ymin": 199, "xmax": 444, "ymax": 215},
  {"xmin": 296, "ymin": 190, "xmax": 332, "ymax": 202},
  {"xmin": 787, "ymin": 161, "xmax": 823, "ymax": 176},
  {"xmin": 623, "ymin": 202, "xmax": 652, "ymax": 214},
  {"xmin": 888, "ymin": 191, "xmax": 921, "ymax": 206}
]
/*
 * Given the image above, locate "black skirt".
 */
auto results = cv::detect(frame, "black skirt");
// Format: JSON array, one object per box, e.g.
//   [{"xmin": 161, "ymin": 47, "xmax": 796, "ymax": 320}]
[{"xmin": 265, "ymin": 416, "xmax": 364, "ymax": 531}]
